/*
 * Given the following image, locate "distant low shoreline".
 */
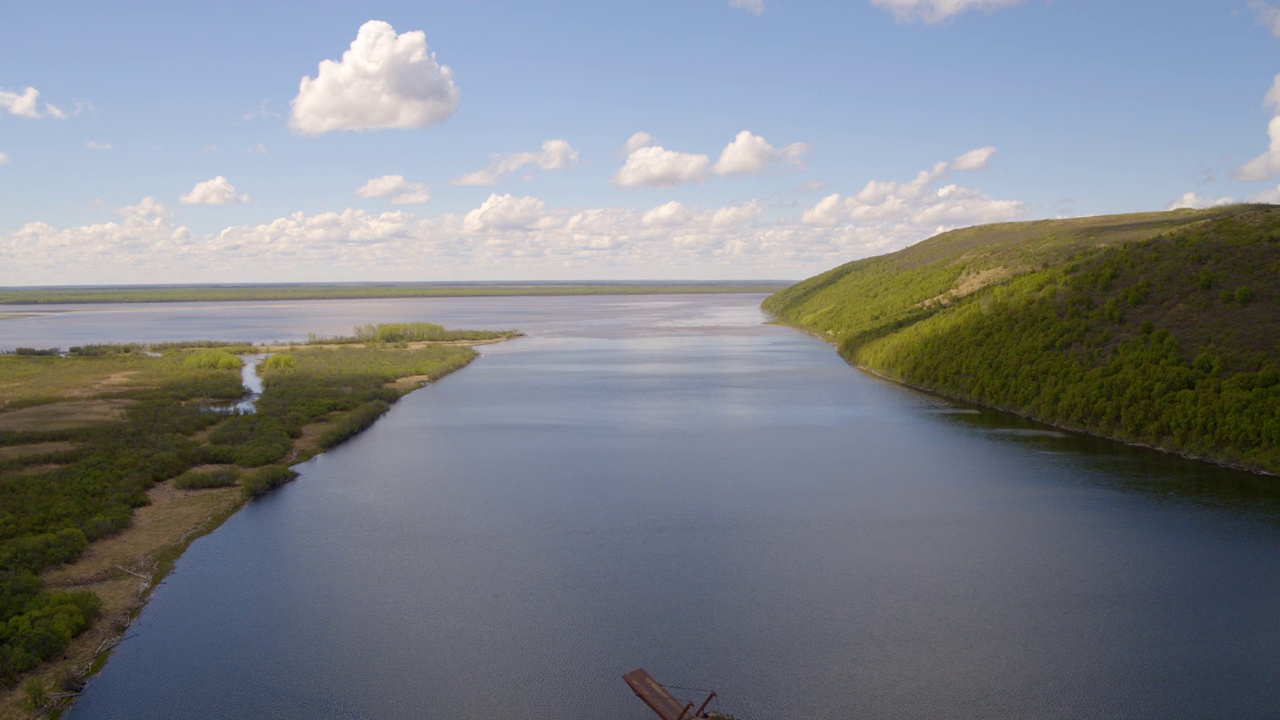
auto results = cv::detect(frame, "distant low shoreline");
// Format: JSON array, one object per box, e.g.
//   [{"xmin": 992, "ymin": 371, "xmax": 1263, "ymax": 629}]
[{"xmin": 0, "ymin": 281, "xmax": 791, "ymax": 306}]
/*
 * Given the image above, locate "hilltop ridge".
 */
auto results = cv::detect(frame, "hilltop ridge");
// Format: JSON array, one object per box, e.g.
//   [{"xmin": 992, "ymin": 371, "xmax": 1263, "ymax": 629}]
[{"xmin": 765, "ymin": 205, "xmax": 1280, "ymax": 474}]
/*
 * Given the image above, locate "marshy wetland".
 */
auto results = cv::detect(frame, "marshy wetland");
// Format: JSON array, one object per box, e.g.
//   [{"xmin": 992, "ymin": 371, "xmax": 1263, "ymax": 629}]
[{"xmin": 0, "ymin": 314, "xmax": 512, "ymax": 717}]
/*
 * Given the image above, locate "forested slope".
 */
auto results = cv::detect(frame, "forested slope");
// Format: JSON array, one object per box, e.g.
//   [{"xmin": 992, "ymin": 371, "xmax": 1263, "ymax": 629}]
[{"xmin": 764, "ymin": 205, "xmax": 1280, "ymax": 474}]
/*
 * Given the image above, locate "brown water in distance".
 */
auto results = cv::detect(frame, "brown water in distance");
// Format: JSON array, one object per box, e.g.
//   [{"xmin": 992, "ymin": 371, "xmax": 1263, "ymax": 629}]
[{"xmin": 10, "ymin": 294, "xmax": 1276, "ymax": 719}]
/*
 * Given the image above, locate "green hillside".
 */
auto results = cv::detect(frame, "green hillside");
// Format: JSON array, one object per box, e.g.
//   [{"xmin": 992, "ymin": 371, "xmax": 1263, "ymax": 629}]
[{"xmin": 764, "ymin": 205, "xmax": 1280, "ymax": 474}]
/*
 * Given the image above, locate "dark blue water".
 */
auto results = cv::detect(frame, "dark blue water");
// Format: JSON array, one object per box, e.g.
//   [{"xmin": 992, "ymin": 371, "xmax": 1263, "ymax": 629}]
[{"xmin": 39, "ymin": 295, "xmax": 1280, "ymax": 719}]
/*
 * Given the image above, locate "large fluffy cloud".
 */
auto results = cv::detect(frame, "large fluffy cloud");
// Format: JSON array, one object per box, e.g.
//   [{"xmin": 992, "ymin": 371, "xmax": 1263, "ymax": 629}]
[
  {"xmin": 452, "ymin": 139, "xmax": 579, "ymax": 186},
  {"xmin": 1235, "ymin": 75, "xmax": 1280, "ymax": 181},
  {"xmin": 713, "ymin": 131, "xmax": 808, "ymax": 176},
  {"xmin": 356, "ymin": 175, "xmax": 431, "ymax": 205},
  {"xmin": 801, "ymin": 148, "xmax": 1023, "ymax": 250},
  {"xmin": 180, "ymin": 176, "xmax": 249, "ymax": 205},
  {"xmin": 0, "ymin": 86, "xmax": 64, "ymax": 119},
  {"xmin": 289, "ymin": 20, "xmax": 459, "ymax": 135},
  {"xmin": 612, "ymin": 135, "xmax": 711, "ymax": 187},
  {"xmin": 869, "ymin": 0, "xmax": 1025, "ymax": 23}
]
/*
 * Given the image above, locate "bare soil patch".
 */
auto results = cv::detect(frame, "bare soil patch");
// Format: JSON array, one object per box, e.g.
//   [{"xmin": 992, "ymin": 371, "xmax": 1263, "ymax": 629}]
[
  {"xmin": 286, "ymin": 421, "xmax": 332, "ymax": 464},
  {"xmin": 66, "ymin": 371, "xmax": 142, "ymax": 398},
  {"xmin": 11, "ymin": 463, "xmax": 64, "ymax": 477},
  {"xmin": 921, "ymin": 266, "xmax": 1013, "ymax": 308},
  {"xmin": 389, "ymin": 374, "xmax": 432, "ymax": 391}
]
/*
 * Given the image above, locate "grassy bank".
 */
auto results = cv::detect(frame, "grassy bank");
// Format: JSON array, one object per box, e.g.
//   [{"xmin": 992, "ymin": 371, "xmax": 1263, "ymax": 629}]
[
  {"xmin": 0, "ymin": 323, "xmax": 514, "ymax": 717},
  {"xmin": 0, "ymin": 282, "xmax": 787, "ymax": 306},
  {"xmin": 765, "ymin": 204, "xmax": 1280, "ymax": 475}
]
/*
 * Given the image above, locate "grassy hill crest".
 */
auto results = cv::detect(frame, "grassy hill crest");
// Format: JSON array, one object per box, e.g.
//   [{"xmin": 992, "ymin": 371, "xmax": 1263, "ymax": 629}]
[{"xmin": 765, "ymin": 204, "xmax": 1280, "ymax": 474}]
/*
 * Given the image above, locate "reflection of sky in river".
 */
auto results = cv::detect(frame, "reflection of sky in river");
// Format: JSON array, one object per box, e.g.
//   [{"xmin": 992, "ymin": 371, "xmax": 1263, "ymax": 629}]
[
  {"xmin": 0, "ymin": 294, "xmax": 772, "ymax": 351},
  {"xmin": 45, "ymin": 294, "xmax": 1280, "ymax": 720}
]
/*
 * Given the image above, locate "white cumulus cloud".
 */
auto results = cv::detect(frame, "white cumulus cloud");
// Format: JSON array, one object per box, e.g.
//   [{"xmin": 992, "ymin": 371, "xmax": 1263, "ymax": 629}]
[
  {"xmin": 711, "ymin": 200, "xmax": 764, "ymax": 227},
  {"xmin": 713, "ymin": 130, "xmax": 809, "ymax": 176},
  {"xmin": 870, "ymin": 0, "xmax": 1025, "ymax": 24},
  {"xmin": 356, "ymin": 175, "xmax": 431, "ymax": 205},
  {"xmin": 0, "ymin": 86, "xmax": 66, "ymax": 119},
  {"xmin": 1165, "ymin": 192, "xmax": 1236, "ymax": 211},
  {"xmin": 1246, "ymin": 184, "xmax": 1280, "ymax": 203},
  {"xmin": 622, "ymin": 132, "xmax": 657, "ymax": 156},
  {"xmin": 452, "ymin": 139, "xmax": 579, "ymax": 186},
  {"xmin": 615, "ymin": 130, "xmax": 808, "ymax": 186},
  {"xmin": 463, "ymin": 194, "xmax": 550, "ymax": 231},
  {"xmin": 3, "ymin": 87, "xmax": 68, "ymax": 119},
  {"xmin": 729, "ymin": 0, "xmax": 764, "ymax": 15},
  {"xmin": 800, "ymin": 149, "xmax": 1022, "ymax": 253},
  {"xmin": 1, "ymin": 87, "xmax": 41, "ymax": 118},
  {"xmin": 180, "ymin": 176, "xmax": 250, "ymax": 205},
  {"xmin": 1236, "ymin": 74, "xmax": 1280, "ymax": 181},
  {"xmin": 612, "ymin": 132, "xmax": 715, "ymax": 187},
  {"xmin": 613, "ymin": 143, "xmax": 711, "ymax": 187},
  {"xmin": 0, "ymin": 152, "xmax": 8, "ymax": 165},
  {"xmin": 118, "ymin": 196, "xmax": 172, "ymax": 219},
  {"xmin": 1251, "ymin": 1, "xmax": 1280, "ymax": 38},
  {"xmin": 951, "ymin": 146, "xmax": 996, "ymax": 170},
  {"xmin": 289, "ymin": 20, "xmax": 460, "ymax": 136},
  {"xmin": 642, "ymin": 201, "xmax": 692, "ymax": 228}
]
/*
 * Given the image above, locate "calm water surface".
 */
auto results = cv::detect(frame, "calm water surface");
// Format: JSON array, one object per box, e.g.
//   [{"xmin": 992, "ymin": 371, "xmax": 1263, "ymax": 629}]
[{"xmin": 12, "ymin": 295, "xmax": 1278, "ymax": 719}]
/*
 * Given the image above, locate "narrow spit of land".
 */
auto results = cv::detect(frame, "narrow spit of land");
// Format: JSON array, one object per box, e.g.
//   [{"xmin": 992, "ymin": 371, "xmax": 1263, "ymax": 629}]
[
  {"xmin": 0, "ymin": 281, "xmax": 789, "ymax": 305},
  {"xmin": 0, "ymin": 322, "xmax": 516, "ymax": 718}
]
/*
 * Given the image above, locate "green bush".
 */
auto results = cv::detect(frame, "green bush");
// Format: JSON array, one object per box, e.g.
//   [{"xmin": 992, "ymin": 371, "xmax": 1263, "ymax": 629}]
[
  {"xmin": 324, "ymin": 322, "xmax": 511, "ymax": 344},
  {"xmin": 0, "ymin": 590, "xmax": 100, "ymax": 687},
  {"xmin": 23, "ymin": 677, "xmax": 46, "ymax": 710},
  {"xmin": 207, "ymin": 415, "xmax": 291, "ymax": 467},
  {"xmin": 172, "ymin": 468, "xmax": 239, "ymax": 490},
  {"xmin": 261, "ymin": 354, "xmax": 295, "ymax": 371},
  {"xmin": 240, "ymin": 465, "xmax": 297, "ymax": 499},
  {"xmin": 182, "ymin": 350, "xmax": 241, "ymax": 371},
  {"xmin": 317, "ymin": 400, "xmax": 390, "ymax": 450}
]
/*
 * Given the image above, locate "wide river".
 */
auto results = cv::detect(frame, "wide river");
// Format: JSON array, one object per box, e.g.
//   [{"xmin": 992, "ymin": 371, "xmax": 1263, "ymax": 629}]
[{"xmin": 5, "ymin": 295, "xmax": 1280, "ymax": 719}]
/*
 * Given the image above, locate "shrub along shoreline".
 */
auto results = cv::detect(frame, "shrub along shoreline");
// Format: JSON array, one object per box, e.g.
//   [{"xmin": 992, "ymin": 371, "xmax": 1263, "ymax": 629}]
[{"xmin": 0, "ymin": 323, "xmax": 515, "ymax": 716}]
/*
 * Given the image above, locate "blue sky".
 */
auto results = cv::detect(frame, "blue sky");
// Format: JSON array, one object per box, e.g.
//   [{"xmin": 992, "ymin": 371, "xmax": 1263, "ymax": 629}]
[{"xmin": 2, "ymin": 0, "xmax": 1279, "ymax": 285}]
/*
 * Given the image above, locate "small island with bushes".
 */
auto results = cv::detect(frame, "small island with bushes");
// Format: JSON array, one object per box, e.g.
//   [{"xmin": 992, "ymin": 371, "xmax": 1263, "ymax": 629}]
[{"xmin": 0, "ymin": 322, "xmax": 516, "ymax": 716}]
